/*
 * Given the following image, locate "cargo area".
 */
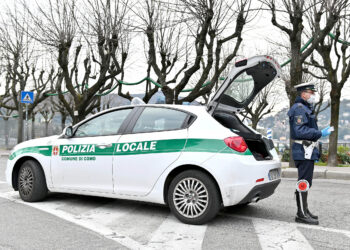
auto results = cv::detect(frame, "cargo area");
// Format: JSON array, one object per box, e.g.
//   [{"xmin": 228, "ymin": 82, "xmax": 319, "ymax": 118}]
[{"xmin": 213, "ymin": 112, "xmax": 273, "ymax": 160}]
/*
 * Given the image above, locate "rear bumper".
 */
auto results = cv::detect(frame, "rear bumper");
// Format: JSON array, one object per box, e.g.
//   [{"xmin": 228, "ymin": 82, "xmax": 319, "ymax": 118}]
[
  {"xmin": 237, "ymin": 179, "xmax": 281, "ymax": 204},
  {"xmin": 202, "ymin": 152, "xmax": 282, "ymax": 207}
]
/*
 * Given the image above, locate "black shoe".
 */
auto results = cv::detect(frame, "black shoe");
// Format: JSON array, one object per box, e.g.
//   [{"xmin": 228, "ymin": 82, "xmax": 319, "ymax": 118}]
[
  {"xmin": 305, "ymin": 192, "xmax": 318, "ymax": 220},
  {"xmin": 307, "ymin": 209, "xmax": 318, "ymax": 220},
  {"xmin": 295, "ymin": 214, "xmax": 319, "ymax": 225},
  {"xmin": 295, "ymin": 191, "xmax": 319, "ymax": 225}
]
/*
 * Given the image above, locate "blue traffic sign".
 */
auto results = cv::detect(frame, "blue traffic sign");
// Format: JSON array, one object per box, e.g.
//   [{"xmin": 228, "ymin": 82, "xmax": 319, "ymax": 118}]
[{"xmin": 20, "ymin": 91, "xmax": 34, "ymax": 104}]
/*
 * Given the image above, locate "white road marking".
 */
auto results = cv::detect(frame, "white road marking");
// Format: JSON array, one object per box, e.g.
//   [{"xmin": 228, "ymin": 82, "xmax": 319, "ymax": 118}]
[
  {"xmin": 0, "ymin": 191, "xmax": 80, "ymax": 210},
  {"xmin": 225, "ymin": 214, "xmax": 350, "ymax": 241},
  {"xmin": 0, "ymin": 191, "xmax": 144, "ymax": 250},
  {"xmin": 1, "ymin": 190, "xmax": 349, "ymax": 249},
  {"xmin": 76, "ymin": 201, "xmax": 140, "ymax": 227},
  {"xmin": 252, "ymin": 217, "xmax": 313, "ymax": 250},
  {"xmin": 146, "ymin": 215, "xmax": 207, "ymax": 250}
]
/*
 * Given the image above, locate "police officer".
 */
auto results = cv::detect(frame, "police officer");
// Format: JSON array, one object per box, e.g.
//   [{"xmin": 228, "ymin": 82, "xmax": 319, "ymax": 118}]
[{"xmin": 287, "ymin": 82, "xmax": 333, "ymax": 225}]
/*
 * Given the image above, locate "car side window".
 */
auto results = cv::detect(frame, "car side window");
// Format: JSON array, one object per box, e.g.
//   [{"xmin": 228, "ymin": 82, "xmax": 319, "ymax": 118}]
[
  {"xmin": 132, "ymin": 107, "xmax": 188, "ymax": 133},
  {"xmin": 74, "ymin": 109, "xmax": 132, "ymax": 137}
]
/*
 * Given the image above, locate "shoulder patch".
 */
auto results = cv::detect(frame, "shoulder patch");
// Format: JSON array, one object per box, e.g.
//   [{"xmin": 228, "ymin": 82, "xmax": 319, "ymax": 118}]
[{"xmin": 295, "ymin": 115, "xmax": 303, "ymax": 125}]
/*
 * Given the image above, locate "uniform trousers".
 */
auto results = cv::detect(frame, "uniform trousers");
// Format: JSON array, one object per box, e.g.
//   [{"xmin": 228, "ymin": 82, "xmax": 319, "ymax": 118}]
[{"xmin": 294, "ymin": 160, "xmax": 315, "ymax": 187}]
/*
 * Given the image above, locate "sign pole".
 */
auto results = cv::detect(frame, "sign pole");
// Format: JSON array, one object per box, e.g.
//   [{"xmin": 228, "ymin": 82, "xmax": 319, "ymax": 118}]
[
  {"xmin": 20, "ymin": 91, "xmax": 34, "ymax": 141},
  {"xmin": 26, "ymin": 103, "xmax": 29, "ymax": 141}
]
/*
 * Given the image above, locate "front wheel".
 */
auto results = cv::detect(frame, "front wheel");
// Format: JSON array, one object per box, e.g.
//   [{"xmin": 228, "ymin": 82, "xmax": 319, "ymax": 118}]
[
  {"xmin": 18, "ymin": 160, "xmax": 48, "ymax": 202},
  {"xmin": 168, "ymin": 170, "xmax": 221, "ymax": 225}
]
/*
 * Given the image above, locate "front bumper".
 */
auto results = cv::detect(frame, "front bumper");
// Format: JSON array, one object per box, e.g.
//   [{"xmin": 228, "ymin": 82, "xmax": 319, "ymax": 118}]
[
  {"xmin": 5, "ymin": 159, "xmax": 14, "ymax": 188},
  {"xmin": 237, "ymin": 179, "xmax": 281, "ymax": 204}
]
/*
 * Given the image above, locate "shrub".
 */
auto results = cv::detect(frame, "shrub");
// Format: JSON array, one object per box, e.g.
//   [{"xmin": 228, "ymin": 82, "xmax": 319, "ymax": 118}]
[
  {"xmin": 339, "ymin": 153, "xmax": 350, "ymax": 165},
  {"xmin": 320, "ymin": 152, "xmax": 328, "ymax": 163},
  {"xmin": 282, "ymin": 149, "xmax": 290, "ymax": 162},
  {"xmin": 337, "ymin": 145, "xmax": 350, "ymax": 154}
]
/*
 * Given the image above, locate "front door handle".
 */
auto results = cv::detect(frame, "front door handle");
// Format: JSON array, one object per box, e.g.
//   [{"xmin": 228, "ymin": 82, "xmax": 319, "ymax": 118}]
[{"xmin": 97, "ymin": 143, "xmax": 113, "ymax": 149}]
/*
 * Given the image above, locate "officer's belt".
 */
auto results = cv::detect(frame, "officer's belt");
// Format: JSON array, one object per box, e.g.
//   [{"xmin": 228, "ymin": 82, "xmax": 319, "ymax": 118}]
[{"xmin": 294, "ymin": 140, "xmax": 319, "ymax": 147}]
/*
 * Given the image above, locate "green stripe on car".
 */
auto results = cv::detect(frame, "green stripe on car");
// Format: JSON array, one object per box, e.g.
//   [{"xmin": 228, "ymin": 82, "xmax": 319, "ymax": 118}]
[
  {"xmin": 9, "ymin": 138, "xmax": 252, "ymax": 159},
  {"xmin": 9, "ymin": 146, "xmax": 53, "ymax": 160}
]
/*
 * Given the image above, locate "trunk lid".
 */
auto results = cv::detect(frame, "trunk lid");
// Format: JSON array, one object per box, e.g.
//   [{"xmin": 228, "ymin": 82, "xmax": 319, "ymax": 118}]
[{"xmin": 207, "ymin": 55, "xmax": 281, "ymax": 114}]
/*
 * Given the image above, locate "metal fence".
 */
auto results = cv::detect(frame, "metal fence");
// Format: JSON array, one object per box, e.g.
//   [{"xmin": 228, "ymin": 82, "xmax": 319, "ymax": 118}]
[{"xmin": 0, "ymin": 118, "xmax": 62, "ymax": 149}]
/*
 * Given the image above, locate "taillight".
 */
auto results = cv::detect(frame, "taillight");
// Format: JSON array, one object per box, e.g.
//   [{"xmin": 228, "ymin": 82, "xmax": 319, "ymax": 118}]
[{"xmin": 224, "ymin": 136, "xmax": 248, "ymax": 152}]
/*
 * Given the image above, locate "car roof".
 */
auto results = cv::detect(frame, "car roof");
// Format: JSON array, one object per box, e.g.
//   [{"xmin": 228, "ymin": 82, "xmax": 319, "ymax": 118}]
[
  {"xmin": 111, "ymin": 104, "xmax": 205, "ymax": 114},
  {"xmin": 75, "ymin": 104, "xmax": 207, "ymax": 128}
]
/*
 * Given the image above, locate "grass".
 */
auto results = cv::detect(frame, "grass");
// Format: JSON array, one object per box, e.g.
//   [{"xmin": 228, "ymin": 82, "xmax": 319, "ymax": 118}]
[
  {"xmin": 315, "ymin": 161, "xmax": 328, "ymax": 166},
  {"xmin": 315, "ymin": 161, "xmax": 350, "ymax": 167}
]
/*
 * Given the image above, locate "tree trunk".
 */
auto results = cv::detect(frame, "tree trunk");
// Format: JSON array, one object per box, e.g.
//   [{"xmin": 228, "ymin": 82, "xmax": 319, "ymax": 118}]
[
  {"xmin": 31, "ymin": 114, "xmax": 36, "ymax": 139},
  {"xmin": 163, "ymin": 87, "xmax": 174, "ymax": 104},
  {"xmin": 17, "ymin": 103, "xmax": 24, "ymax": 144},
  {"xmin": 61, "ymin": 114, "xmax": 67, "ymax": 132},
  {"xmin": 328, "ymin": 89, "xmax": 341, "ymax": 167},
  {"xmin": 288, "ymin": 40, "xmax": 303, "ymax": 168},
  {"xmin": 45, "ymin": 122, "xmax": 49, "ymax": 137},
  {"xmin": 4, "ymin": 118, "xmax": 9, "ymax": 149},
  {"xmin": 251, "ymin": 117, "xmax": 258, "ymax": 130}
]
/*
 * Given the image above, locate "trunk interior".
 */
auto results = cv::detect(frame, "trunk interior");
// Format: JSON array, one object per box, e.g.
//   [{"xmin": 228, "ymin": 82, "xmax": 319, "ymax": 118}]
[{"xmin": 213, "ymin": 111, "xmax": 273, "ymax": 161}]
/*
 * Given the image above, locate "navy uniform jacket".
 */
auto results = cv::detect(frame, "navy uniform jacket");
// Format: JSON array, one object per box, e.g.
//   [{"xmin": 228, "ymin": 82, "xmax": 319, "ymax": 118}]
[{"xmin": 287, "ymin": 96, "xmax": 322, "ymax": 160}]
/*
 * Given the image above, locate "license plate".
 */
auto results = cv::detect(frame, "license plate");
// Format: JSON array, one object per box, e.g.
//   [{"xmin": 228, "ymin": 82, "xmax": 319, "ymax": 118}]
[{"xmin": 268, "ymin": 169, "xmax": 280, "ymax": 180}]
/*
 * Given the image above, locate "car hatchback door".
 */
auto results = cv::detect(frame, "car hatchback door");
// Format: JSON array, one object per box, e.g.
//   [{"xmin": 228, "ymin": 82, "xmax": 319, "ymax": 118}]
[
  {"xmin": 51, "ymin": 108, "xmax": 134, "ymax": 193},
  {"xmin": 207, "ymin": 55, "xmax": 281, "ymax": 114},
  {"xmin": 113, "ymin": 106, "xmax": 190, "ymax": 196}
]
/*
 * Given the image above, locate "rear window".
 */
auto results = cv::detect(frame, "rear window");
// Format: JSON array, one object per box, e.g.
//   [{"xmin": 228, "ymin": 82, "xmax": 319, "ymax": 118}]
[{"xmin": 132, "ymin": 107, "xmax": 188, "ymax": 133}]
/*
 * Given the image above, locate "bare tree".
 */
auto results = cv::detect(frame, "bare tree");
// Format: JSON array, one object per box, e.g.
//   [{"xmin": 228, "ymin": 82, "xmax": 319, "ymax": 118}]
[
  {"xmin": 313, "ymin": 80, "xmax": 330, "ymax": 119},
  {"xmin": 37, "ymin": 101, "xmax": 55, "ymax": 137},
  {"xmin": 52, "ymin": 95, "xmax": 73, "ymax": 132},
  {"xmin": 262, "ymin": 0, "xmax": 347, "ymax": 107},
  {"xmin": 135, "ymin": 0, "xmax": 252, "ymax": 104},
  {"xmin": 304, "ymin": 22, "xmax": 350, "ymax": 166},
  {"xmin": 241, "ymin": 82, "xmax": 279, "ymax": 129},
  {"xmin": 21, "ymin": 0, "xmax": 131, "ymax": 124},
  {"xmin": 31, "ymin": 109, "xmax": 38, "ymax": 139},
  {"xmin": 0, "ymin": 5, "xmax": 54, "ymax": 142},
  {"xmin": 0, "ymin": 106, "xmax": 14, "ymax": 149}
]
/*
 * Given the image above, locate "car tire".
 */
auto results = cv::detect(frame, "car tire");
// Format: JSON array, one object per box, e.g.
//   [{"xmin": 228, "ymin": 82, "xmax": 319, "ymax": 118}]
[
  {"xmin": 18, "ymin": 160, "xmax": 48, "ymax": 202},
  {"xmin": 168, "ymin": 170, "xmax": 221, "ymax": 225}
]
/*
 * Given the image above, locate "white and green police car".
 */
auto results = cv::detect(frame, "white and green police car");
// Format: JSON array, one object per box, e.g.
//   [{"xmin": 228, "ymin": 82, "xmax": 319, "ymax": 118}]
[{"xmin": 6, "ymin": 55, "xmax": 282, "ymax": 224}]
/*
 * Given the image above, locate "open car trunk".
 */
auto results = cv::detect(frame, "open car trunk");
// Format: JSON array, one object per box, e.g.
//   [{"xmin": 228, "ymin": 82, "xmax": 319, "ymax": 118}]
[
  {"xmin": 213, "ymin": 111, "xmax": 274, "ymax": 161},
  {"xmin": 206, "ymin": 55, "xmax": 280, "ymax": 161}
]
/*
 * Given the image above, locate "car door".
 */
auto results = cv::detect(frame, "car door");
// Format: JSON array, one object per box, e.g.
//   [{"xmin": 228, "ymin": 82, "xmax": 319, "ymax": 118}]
[
  {"xmin": 207, "ymin": 55, "xmax": 281, "ymax": 114},
  {"xmin": 113, "ymin": 106, "xmax": 191, "ymax": 196},
  {"xmin": 51, "ymin": 108, "xmax": 134, "ymax": 193}
]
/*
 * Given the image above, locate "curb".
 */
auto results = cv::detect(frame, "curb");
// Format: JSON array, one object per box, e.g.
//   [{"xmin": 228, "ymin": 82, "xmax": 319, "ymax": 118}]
[
  {"xmin": 0, "ymin": 153, "xmax": 9, "ymax": 158},
  {"xmin": 281, "ymin": 168, "xmax": 350, "ymax": 181}
]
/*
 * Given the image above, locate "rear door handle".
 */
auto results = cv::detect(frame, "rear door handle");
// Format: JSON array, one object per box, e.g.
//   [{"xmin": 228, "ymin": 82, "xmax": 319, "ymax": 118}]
[{"xmin": 97, "ymin": 143, "xmax": 113, "ymax": 149}]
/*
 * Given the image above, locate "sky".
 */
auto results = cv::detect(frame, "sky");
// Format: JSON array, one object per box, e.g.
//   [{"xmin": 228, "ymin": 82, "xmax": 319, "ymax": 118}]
[{"xmin": 1, "ymin": 0, "xmax": 349, "ymax": 112}]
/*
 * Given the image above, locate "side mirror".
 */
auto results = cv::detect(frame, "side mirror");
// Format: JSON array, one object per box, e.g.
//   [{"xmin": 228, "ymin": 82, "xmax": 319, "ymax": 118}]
[{"xmin": 63, "ymin": 125, "xmax": 73, "ymax": 138}]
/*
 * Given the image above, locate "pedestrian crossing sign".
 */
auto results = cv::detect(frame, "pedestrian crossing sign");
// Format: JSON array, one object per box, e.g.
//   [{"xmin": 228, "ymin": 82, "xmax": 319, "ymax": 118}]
[{"xmin": 20, "ymin": 91, "xmax": 34, "ymax": 104}]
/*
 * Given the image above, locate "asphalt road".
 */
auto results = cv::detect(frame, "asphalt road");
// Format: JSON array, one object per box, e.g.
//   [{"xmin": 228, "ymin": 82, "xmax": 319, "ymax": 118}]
[{"xmin": 1, "ymin": 156, "xmax": 350, "ymax": 249}]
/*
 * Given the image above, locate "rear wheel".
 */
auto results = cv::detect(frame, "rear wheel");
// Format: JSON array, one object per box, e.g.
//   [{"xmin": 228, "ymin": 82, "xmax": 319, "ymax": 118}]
[
  {"xmin": 168, "ymin": 170, "xmax": 221, "ymax": 225},
  {"xmin": 18, "ymin": 160, "xmax": 48, "ymax": 202}
]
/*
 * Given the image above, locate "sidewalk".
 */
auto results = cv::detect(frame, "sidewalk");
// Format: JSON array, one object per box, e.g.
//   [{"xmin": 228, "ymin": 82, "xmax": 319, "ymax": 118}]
[
  {"xmin": 281, "ymin": 162, "xmax": 350, "ymax": 181},
  {"xmin": 0, "ymin": 150, "xmax": 10, "ymax": 158}
]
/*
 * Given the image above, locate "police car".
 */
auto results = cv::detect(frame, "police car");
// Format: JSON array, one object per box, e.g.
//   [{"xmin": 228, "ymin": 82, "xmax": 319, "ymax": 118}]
[{"xmin": 6, "ymin": 55, "xmax": 282, "ymax": 224}]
